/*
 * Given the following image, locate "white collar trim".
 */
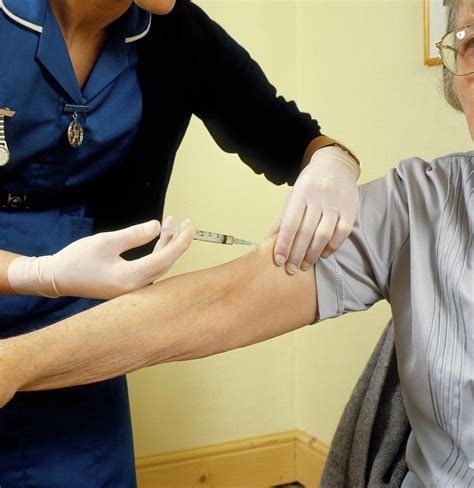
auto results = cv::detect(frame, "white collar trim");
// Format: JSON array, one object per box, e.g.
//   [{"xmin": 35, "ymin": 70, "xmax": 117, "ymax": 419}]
[
  {"xmin": 0, "ymin": 0, "xmax": 43, "ymax": 33},
  {"xmin": 126, "ymin": 12, "xmax": 151, "ymax": 44}
]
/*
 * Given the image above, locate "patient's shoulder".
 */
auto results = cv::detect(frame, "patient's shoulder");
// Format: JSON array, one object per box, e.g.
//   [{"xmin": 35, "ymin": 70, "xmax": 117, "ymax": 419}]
[
  {"xmin": 368, "ymin": 151, "xmax": 474, "ymax": 217},
  {"xmin": 402, "ymin": 151, "xmax": 472, "ymax": 205},
  {"xmin": 396, "ymin": 151, "xmax": 473, "ymax": 187}
]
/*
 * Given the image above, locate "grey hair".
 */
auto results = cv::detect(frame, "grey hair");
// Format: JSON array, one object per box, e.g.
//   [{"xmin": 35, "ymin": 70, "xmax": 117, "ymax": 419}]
[{"xmin": 443, "ymin": 0, "xmax": 463, "ymax": 111}]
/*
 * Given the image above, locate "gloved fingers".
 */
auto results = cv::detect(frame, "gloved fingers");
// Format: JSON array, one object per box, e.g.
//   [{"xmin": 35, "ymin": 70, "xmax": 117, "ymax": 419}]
[
  {"xmin": 285, "ymin": 207, "xmax": 322, "ymax": 274},
  {"xmin": 101, "ymin": 220, "xmax": 162, "ymax": 254},
  {"xmin": 132, "ymin": 221, "xmax": 195, "ymax": 282},
  {"xmin": 321, "ymin": 217, "xmax": 354, "ymax": 257},
  {"xmin": 300, "ymin": 207, "xmax": 340, "ymax": 271},
  {"xmin": 265, "ymin": 191, "xmax": 291, "ymax": 240},
  {"xmin": 170, "ymin": 219, "xmax": 193, "ymax": 242},
  {"xmin": 265, "ymin": 221, "xmax": 281, "ymax": 240},
  {"xmin": 273, "ymin": 196, "xmax": 306, "ymax": 267},
  {"xmin": 320, "ymin": 187, "xmax": 359, "ymax": 257},
  {"xmin": 153, "ymin": 216, "xmax": 176, "ymax": 252}
]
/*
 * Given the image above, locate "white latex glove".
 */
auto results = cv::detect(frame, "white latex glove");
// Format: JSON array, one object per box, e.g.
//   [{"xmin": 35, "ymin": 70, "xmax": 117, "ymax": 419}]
[
  {"xmin": 268, "ymin": 146, "xmax": 360, "ymax": 274},
  {"xmin": 7, "ymin": 217, "xmax": 194, "ymax": 300}
]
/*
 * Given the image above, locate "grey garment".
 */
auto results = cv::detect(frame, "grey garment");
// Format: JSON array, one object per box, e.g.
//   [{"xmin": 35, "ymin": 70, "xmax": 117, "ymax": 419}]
[
  {"xmin": 316, "ymin": 153, "xmax": 473, "ymax": 487},
  {"xmin": 319, "ymin": 321, "xmax": 410, "ymax": 488}
]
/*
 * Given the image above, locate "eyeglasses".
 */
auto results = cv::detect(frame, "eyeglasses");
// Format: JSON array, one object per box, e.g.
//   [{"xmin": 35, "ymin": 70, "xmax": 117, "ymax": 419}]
[{"xmin": 436, "ymin": 25, "xmax": 474, "ymax": 76}]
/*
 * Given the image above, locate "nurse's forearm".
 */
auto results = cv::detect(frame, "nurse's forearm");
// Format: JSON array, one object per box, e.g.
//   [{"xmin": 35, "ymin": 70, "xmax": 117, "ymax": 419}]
[
  {"xmin": 0, "ymin": 250, "xmax": 19, "ymax": 294},
  {"xmin": 4, "ymin": 238, "xmax": 317, "ymax": 393}
]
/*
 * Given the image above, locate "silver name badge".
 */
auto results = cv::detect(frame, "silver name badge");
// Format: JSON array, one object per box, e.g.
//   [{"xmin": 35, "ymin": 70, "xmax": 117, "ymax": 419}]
[{"xmin": 0, "ymin": 108, "xmax": 15, "ymax": 167}]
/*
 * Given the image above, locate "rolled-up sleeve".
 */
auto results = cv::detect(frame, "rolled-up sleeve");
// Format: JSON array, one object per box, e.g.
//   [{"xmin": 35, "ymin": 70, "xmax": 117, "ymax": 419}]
[{"xmin": 316, "ymin": 164, "xmax": 412, "ymax": 321}]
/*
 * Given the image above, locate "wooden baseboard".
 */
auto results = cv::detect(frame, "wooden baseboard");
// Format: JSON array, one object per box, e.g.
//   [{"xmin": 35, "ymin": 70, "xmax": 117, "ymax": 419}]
[
  {"xmin": 136, "ymin": 430, "xmax": 328, "ymax": 488},
  {"xmin": 295, "ymin": 431, "xmax": 329, "ymax": 488}
]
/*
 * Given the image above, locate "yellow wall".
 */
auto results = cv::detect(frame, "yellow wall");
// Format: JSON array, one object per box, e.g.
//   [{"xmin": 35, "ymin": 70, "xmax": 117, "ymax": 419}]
[{"xmin": 128, "ymin": 0, "xmax": 470, "ymax": 458}]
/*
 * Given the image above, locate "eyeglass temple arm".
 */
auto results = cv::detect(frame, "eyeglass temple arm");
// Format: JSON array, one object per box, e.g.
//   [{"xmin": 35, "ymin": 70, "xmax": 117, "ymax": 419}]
[{"xmin": 436, "ymin": 42, "xmax": 458, "ymax": 54}]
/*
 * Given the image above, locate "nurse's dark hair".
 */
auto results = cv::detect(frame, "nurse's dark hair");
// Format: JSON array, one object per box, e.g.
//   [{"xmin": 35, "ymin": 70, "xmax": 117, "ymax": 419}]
[{"xmin": 443, "ymin": 0, "xmax": 463, "ymax": 111}]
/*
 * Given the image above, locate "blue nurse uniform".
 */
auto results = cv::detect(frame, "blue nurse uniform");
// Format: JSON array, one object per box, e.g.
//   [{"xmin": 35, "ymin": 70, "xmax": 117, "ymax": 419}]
[
  {"xmin": 0, "ymin": 0, "xmax": 326, "ymax": 484},
  {"xmin": 0, "ymin": 1, "xmax": 151, "ymax": 486}
]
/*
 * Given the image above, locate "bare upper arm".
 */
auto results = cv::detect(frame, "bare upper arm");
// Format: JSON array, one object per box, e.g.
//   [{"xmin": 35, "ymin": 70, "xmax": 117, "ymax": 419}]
[{"xmin": 229, "ymin": 236, "xmax": 318, "ymax": 345}]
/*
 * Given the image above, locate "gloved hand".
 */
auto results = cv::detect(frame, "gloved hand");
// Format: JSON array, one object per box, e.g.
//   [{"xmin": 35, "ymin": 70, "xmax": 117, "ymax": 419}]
[
  {"xmin": 269, "ymin": 146, "xmax": 360, "ymax": 274},
  {"xmin": 7, "ymin": 217, "xmax": 194, "ymax": 300}
]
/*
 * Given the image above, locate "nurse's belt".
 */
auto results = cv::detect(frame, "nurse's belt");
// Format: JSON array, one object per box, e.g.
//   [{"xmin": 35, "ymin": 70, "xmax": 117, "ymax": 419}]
[{"xmin": 0, "ymin": 108, "xmax": 16, "ymax": 167}]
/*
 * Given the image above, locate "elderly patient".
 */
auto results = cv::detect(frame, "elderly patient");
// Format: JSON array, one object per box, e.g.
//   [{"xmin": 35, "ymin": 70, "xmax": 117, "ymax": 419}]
[{"xmin": 1, "ymin": 0, "xmax": 473, "ymax": 486}]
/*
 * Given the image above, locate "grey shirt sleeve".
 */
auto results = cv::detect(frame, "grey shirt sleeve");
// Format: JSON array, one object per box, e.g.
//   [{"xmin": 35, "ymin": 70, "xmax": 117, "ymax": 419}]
[
  {"xmin": 316, "ymin": 163, "xmax": 411, "ymax": 320},
  {"xmin": 315, "ymin": 153, "xmax": 474, "ymax": 486}
]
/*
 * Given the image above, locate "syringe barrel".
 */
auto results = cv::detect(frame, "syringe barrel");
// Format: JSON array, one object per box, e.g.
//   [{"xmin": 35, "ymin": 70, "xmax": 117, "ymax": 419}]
[{"xmin": 194, "ymin": 230, "xmax": 233, "ymax": 245}]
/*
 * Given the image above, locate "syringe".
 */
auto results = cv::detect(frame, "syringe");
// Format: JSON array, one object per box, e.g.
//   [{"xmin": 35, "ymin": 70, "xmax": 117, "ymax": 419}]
[{"xmin": 193, "ymin": 229, "xmax": 254, "ymax": 246}]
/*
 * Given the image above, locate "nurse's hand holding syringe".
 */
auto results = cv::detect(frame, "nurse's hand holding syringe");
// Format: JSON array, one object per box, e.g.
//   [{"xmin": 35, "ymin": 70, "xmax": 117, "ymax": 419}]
[{"xmin": 4, "ymin": 217, "xmax": 195, "ymax": 300}]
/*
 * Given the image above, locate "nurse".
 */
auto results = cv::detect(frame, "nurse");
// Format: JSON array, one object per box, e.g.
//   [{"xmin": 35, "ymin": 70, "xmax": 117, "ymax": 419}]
[{"xmin": 0, "ymin": 0, "xmax": 360, "ymax": 486}]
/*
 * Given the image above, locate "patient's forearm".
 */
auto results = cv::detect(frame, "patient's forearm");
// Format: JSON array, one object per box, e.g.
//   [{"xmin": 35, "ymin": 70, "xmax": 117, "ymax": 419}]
[{"xmin": 3, "ymin": 239, "xmax": 317, "ymax": 393}]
